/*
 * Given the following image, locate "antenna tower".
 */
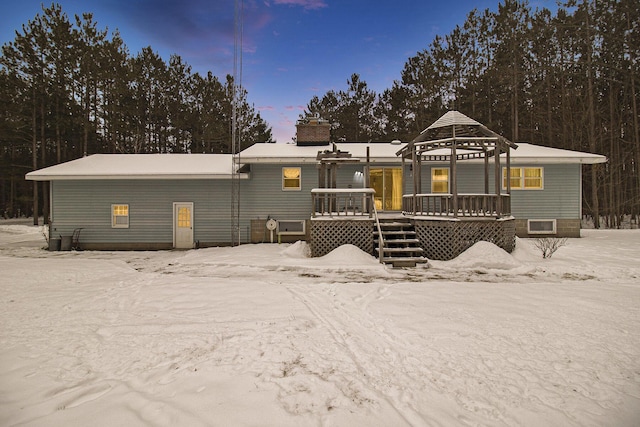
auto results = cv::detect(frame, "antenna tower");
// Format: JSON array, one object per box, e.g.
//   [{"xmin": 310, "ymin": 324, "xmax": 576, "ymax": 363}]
[{"xmin": 231, "ymin": 0, "xmax": 243, "ymax": 246}]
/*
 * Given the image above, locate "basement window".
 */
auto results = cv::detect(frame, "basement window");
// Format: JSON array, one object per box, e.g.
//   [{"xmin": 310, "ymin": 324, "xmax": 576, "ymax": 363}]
[
  {"xmin": 112, "ymin": 204, "xmax": 129, "ymax": 228},
  {"xmin": 277, "ymin": 220, "xmax": 306, "ymax": 235},
  {"xmin": 528, "ymin": 219, "xmax": 556, "ymax": 234}
]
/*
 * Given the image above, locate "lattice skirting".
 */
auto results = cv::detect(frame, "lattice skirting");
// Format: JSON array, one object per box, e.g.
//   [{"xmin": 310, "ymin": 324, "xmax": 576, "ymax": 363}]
[
  {"xmin": 413, "ymin": 218, "xmax": 516, "ymax": 261},
  {"xmin": 310, "ymin": 219, "xmax": 374, "ymax": 257}
]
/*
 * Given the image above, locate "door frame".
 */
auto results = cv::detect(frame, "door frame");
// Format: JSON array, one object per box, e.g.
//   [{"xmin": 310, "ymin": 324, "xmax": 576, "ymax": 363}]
[
  {"xmin": 369, "ymin": 167, "xmax": 403, "ymax": 211},
  {"xmin": 173, "ymin": 202, "xmax": 194, "ymax": 249}
]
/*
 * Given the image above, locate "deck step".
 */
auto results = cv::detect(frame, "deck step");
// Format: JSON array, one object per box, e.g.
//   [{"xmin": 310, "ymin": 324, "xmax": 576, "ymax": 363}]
[
  {"xmin": 374, "ymin": 216, "xmax": 428, "ymax": 267},
  {"xmin": 379, "ymin": 247, "xmax": 423, "ymax": 254},
  {"xmin": 376, "ymin": 238, "xmax": 420, "ymax": 245},
  {"xmin": 379, "ymin": 222, "xmax": 414, "ymax": 228},
  {"xmin": 374, "ymin": 230, "xmax": 416, "ymax": 236},
  {"xmin": 381, "ymin": 256, "xmax": 429, "ymax": 268}
]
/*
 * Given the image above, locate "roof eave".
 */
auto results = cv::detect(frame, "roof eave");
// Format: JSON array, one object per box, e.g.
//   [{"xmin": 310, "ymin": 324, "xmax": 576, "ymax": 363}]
[{"xmin": 25, "ymin": 173, "xmax": 248, "ymax": 181}]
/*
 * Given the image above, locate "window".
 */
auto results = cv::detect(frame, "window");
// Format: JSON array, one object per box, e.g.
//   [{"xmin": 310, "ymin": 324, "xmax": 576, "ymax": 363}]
[
  {"xmin": 282, "ymin": 167, "xmax": 301, "ymax": 191},
  {"xmin": 177, "ymin": 207, "xmax": 191, "ymax": 228},
  {"xmin": 524, "ymin": 167, "xmax": 543, "ymax": 189},
  {"xmin": 277, "ymin": 220, "xmax": 306, "ymax": 235},
  {"xmin": 112, "ymin": 204, "xmax": 129, "ymax": 228},
  {"xmin": 504, "ymin": 168, "xmax": 522, "ymax": 189},
  {"xmin": 528, "ymin": 219, "xmax": 556, "ymax": 234},
  {"xmin": 431, "ymin": 168, "xmax": 449, "ymax": 193},
  {"xmin": 504, "ymin": 167, "xmax": 543, "ymax": 190}
]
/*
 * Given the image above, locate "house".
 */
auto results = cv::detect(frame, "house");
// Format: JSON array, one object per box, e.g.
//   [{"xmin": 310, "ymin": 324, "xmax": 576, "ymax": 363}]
[{"xmin": 26, "ymin": 112, "xmax": 606, "ymax": 260}]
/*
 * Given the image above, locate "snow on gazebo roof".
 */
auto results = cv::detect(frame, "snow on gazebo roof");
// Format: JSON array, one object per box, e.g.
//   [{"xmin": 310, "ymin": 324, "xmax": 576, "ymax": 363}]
[
  {"xmin": 398, "ymin": 111, "xmax": 516, "ymax": 161},
  {"xmin": 426, "ymin": 110, "xmax": 482, "ymax": 129},
  {"xmin": 412, "ymin": 110, "xmax": 515, "ymax": 146}
]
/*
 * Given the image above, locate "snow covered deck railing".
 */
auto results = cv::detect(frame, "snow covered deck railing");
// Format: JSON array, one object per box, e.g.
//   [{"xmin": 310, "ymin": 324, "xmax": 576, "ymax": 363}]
[
  {"xmin": 403, "ymin": 193, "xmax": 511, "ymax": 218},
  {"xmin": 311, "ymin": 188, "xmax": 376, "ymax": 217}
]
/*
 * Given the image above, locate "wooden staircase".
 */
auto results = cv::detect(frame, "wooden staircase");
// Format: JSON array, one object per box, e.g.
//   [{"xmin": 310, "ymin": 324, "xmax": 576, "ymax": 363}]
[{"xmin": 374, "ymin": 217, "xmax": 428, "ymax": 268}]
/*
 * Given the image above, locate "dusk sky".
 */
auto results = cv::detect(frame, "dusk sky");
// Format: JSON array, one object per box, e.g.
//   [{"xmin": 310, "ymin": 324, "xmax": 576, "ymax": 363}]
[{"xmin": 1, "ymin": 0, "xmax": 557, "ymax": 143}]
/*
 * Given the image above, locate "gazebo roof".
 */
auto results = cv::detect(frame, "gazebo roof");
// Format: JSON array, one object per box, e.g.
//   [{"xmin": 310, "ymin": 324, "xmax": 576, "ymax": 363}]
[
  {"xmin": 398, "ymin": 111, "xmax": 517, "ymax": 160},
  {"xmin": 413, "ymin": 110, "xmax": 515, "ymax": 144},
  {"xmin": 426, "ymin": 110, "xmax": 482, "ymax": 130}
]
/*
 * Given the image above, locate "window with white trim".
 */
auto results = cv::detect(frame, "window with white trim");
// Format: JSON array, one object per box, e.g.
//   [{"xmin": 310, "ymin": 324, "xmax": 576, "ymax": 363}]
[
  {"xmin": 282, "ymin": 167, "xmax": 301, "ymax": 191},
  {"xmin": 431, "ymin": 168, "xmax": 449, "ymax": 193},
  {"xmin": 112, "ymin": 204, "xmax": 129, "ymax": 228},
  {"xmin": 503, "ymin": 167, "xmax": 543, "ymax": 190}
]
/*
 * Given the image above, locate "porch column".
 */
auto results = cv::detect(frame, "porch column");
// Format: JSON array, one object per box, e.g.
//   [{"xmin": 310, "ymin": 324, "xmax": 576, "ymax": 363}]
[{"xmin": 318, "ymin": 163, "xmax": 326, "ymax": 213}]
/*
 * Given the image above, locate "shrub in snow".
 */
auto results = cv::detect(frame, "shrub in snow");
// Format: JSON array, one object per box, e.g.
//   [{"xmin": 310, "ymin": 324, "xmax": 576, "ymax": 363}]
[{"xmin": 533, "ymin": 237, "xmax": 568, "ymax": 259}]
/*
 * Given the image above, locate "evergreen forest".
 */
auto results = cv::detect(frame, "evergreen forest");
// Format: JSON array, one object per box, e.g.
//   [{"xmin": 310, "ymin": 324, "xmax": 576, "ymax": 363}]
[
  {"xmin": 302, "ymin": 0, "xmax": 639, "ymax": 228},
  {"xmin": 1, "ymin": 0, "xmax": 638, "ymax": 228}
]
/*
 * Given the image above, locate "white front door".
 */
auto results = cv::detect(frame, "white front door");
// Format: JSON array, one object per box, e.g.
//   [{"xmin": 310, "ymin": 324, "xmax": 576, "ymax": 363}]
[{"xmin": 173, "ymin": 202, "xmax": 194, "ymax": 249}]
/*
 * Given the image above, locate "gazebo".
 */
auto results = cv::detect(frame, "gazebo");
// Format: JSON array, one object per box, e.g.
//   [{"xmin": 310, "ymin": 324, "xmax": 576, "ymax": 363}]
[{"xmin": 396, "ymin": 111, "xmax": 519, "ymax": 260}]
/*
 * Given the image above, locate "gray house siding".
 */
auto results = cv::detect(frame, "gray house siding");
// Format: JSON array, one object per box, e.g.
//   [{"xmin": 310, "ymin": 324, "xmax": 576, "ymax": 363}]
[
  {"xmin": 509, "ymin": 164, "xmax": 581, "ymax": 219},
  {"xmin": 419, "ymin": 162, "xmax": 582, "ymax": 237},
  {"xmin": 46, "ymin": 159, "xmax": 584, "ymax": 248},
  {"xmin": 240, "ymin": 164, "xmax": 317, "ymax": 222},
  {"xmin": 51, "ymin": 180, "xmax": 235, "ymax": 249},
  {"xmin": 420, "ymin": 163, "xmax": 581, "ymax": 218},
  {"xmin": 240, "ymin": 162, "xmax": 406, "ymax": 220}
]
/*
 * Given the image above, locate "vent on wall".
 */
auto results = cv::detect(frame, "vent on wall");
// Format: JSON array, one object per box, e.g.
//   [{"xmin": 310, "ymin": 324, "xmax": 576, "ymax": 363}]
[
  {"xmin": 277, "ymin": 220, "xmax": 306, "ymax": 235},
  {"xmin": 528, "ymin": 219, "xmax": 556, "ymax": 234}
]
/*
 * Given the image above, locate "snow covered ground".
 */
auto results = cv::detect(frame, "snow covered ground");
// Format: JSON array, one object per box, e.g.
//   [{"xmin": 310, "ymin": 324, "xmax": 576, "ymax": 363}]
[{"xmin": 1, "ymin": 223, "xmax": 639, "ymax": 427}]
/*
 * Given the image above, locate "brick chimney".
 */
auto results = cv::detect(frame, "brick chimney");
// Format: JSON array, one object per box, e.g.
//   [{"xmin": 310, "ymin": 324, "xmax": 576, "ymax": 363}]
[{"xmin": 296, "ymin": 114, "xmax": 330, "ymax": 146}]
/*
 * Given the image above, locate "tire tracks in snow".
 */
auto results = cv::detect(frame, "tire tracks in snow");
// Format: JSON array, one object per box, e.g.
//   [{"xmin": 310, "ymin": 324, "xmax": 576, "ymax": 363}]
[{"xmin": 286, "ymin": 281, "xmax": 456, "ymax": 426}]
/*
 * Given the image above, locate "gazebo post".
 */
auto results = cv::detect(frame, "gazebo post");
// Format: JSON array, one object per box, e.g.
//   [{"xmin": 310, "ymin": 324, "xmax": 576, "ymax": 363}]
[
  {"xmin": 506, "ymin": 143, "xmax": 512, "ymax": 216},
  {"xmin": 494, "ymin": 144, "xmax": 502, "ymax": 215},
  {"xmin": 484, "ymin": 148, "xmax": 490, "ymax": 194},
  {"xmin": 451, "ymin": 141, "xmax": 458, "ymax": 217},
  {"xmin": 365, "ymin": 146, "xmax": 370, "ymax": 213},
  {"xmin": 506, "ymin": 144, "xmax": 512, "ymax": 194},
  {"xmin": 411, "ymin": 147, "xmax": 420, "ymax": 215}
]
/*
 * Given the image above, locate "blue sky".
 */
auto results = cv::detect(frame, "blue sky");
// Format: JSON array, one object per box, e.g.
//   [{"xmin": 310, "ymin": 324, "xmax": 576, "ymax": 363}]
[{"xmin": 1, "ymin": 0, "xmax": 557, "ymax": 143}]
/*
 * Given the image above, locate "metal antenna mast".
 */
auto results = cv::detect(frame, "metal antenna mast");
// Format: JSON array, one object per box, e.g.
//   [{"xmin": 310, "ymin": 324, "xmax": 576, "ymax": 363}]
[{"xmin": 231, "ymin": 0, "xmax": 243, "ymax": 246}]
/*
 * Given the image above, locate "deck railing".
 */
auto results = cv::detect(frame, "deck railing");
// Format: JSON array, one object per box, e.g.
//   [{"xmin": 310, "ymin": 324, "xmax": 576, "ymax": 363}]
[
  {"xmin": 311, "ymin": 188, "xmax": 376, "ymax": 217},
  {"xmin": 402, "ymin": 193, "xmax": 511, "ymax": 217}
]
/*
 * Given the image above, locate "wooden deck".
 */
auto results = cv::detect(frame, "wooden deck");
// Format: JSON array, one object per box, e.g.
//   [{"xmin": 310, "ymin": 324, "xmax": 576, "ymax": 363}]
[{"xmin": 309, "ymin": 189, "xmax": 515, "ymax": 262}]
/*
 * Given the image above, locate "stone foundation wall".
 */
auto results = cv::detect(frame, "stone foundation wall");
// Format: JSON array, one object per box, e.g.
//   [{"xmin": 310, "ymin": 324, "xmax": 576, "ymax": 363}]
[{"xmin": 514, "ymin": 218, "xmax": 581, "ymax": 238}]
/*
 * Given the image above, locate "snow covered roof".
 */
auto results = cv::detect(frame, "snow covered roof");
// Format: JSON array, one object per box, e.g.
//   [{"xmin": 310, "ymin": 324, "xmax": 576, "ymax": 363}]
[
  {"xmin": 241, "ymin": 141, "xmax": 605, "ymax": 165},
  {"xmin": 504, "ymin": 143, "xmax": 606, "ymax": 165},
  {"xmin": 26, "ymin": 154, "xmax": 242, "ymax": 181},
  {"xmin": 240, "ymin": 142, "xmax": 408, "ymax": 163},
  {"xmin": 26, "ymin": 142, "xmax": 606, "ymax": 181}
]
